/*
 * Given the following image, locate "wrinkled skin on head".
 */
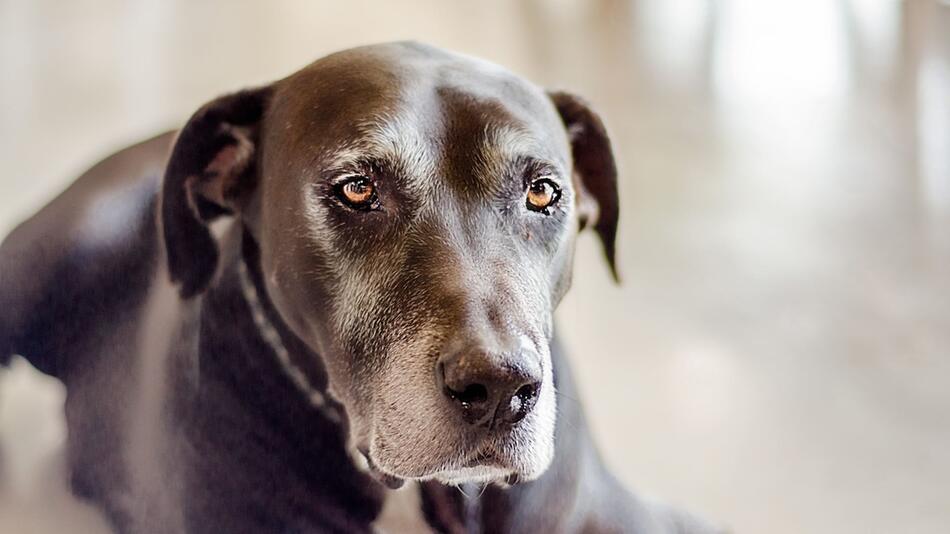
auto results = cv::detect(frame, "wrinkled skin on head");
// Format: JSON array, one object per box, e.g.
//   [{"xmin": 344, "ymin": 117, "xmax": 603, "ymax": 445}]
[{"xmin": 162, "ymin": 42, "xmax": 618, "ymax": 486}]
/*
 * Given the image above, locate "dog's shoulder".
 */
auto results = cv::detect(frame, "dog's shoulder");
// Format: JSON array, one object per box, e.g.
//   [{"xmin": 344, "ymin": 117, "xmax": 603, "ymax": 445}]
[{"xmin": 0, "ymin": 131, "xmax": 174, "ymax": 377}]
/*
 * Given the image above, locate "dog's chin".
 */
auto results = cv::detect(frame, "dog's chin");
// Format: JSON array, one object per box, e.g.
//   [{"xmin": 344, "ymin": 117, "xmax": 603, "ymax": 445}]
[
  {"xmin": 364, "ymin": 439, "xmax": 554, "ymax": 488},
  {"xmin": 368, "ymin": 457, "xmax": 533, "ymax": 488},
  {"xmin": 432, "ymin": 466, "xmax": 513, "ymax": 485}
]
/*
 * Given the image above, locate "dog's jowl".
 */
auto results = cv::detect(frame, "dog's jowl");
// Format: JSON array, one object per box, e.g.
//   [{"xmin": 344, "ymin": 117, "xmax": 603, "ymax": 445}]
[{"xmin": 0, "ymin": 42, "xmax": 720, "ymax": 533}]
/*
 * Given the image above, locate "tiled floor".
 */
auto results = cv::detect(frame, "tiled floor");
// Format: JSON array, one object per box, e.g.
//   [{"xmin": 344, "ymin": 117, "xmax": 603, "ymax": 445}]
[{"xmin": 1, "ymin": 1, "xmax": 948, "ymax": 533}]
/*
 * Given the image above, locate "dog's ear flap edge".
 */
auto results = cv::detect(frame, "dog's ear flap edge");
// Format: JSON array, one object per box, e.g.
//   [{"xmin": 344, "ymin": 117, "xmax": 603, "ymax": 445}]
[
  {"xmin": 160, "ymin": 86, "xmax": 273, "ymax": 299},
  {"xmin": 547, "ymin": 90, "xmax": 620, "ymax": 284}
]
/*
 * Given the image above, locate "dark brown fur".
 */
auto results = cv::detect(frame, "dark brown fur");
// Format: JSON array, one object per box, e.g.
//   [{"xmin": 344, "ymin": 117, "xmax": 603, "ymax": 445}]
[{"xmin": 0, "ymin": 42, "xmax": 717, "ymax": 533}]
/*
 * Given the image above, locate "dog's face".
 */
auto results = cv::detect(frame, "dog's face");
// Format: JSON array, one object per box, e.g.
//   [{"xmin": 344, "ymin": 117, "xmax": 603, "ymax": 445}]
[{"xmin": 162, "ymin": 42, "xmax": 618, "ymax": 486}]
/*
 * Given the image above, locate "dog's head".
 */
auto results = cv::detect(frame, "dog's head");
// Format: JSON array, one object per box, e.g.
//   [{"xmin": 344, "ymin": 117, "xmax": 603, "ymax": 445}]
[{"xmin": 161, "ymin": 42, "xmax": 617, "ymax": 486}]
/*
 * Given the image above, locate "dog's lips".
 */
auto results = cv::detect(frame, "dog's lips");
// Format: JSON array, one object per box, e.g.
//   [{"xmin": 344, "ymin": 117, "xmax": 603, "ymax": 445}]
[
  {"xmin": 462, "ymin": 450, "xmax": 495, "ymax": 468},
  {"xmin": 358, "ymin": 447, "xmax": 406, "ymax": 489},
  {"xmin": 439, "ymin": 440, "xmax": 517, "ymax": 475}
]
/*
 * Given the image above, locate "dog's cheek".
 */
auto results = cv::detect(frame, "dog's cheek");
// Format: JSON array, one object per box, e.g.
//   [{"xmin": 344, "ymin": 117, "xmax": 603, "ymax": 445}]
[
  {"xmin": 525, "ymin": 381, "xmax": 558, "ymax": 478},
  {"xmin": 368, "ymin": 328, "xmax": 462, "ymax": 476},
  {"xmin": 548, "ymin": 230, "xmax": 577, "ymax": 309},
  {"xmin": 531, "ymin": 356, "xmax": 559, "ymax": 461},
  {"xmin": 370, "ymin": 401, "xmax": 461, "ymax": 477}
]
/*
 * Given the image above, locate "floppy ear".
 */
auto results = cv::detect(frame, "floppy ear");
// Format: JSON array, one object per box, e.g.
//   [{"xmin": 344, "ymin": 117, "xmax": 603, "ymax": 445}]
[
  {"xmin": 161, "ymin": 86, "xmax": 272, "ymax": 298},
  {"xmin": 548, "ymin": 91, "xmax": 620, "ymax": 282}
]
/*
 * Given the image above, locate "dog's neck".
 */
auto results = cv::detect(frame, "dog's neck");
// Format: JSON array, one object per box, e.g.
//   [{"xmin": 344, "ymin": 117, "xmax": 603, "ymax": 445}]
[
  {"xmin": 234, "ymin": 240, "xmax": 344, "ymax": 426},
  {"xmin": 173, "ymin": 228, "xmax": 386, "ymax": 532}
]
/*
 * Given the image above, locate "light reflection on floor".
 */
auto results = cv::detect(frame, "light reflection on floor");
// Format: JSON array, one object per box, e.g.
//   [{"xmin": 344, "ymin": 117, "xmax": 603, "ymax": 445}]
[{"xmin": 0, "ymin": 1, "xmax": 947, "ymax": 533}]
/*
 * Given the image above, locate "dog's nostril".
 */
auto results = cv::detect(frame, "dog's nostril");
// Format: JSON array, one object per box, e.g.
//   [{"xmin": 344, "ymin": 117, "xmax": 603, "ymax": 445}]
[
  {"xmin": 444, "ymin": 383, "xmax": 489, "ymax": 406},
  {"xmin": 506, "ymin": 382, "xmax": 540, "ymax": 424},
  {"xmin": 515, "ymin": 383, "xmax": 537, "ymax": 402}
]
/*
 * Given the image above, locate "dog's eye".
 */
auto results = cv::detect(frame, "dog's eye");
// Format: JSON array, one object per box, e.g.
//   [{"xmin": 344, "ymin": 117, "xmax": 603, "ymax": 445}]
[
  {"xmin": 526, "ymin": 177, "xmax": 561, "ymax": 213},
  {"xmin": 334, "ymin": 175, "xmax": 379, "ymax": 210}
]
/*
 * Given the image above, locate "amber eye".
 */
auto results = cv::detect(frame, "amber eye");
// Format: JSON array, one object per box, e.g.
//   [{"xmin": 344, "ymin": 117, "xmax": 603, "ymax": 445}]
[
  {"xmin": 334, "ymin": 175, "xmax": 378, "ymax": 210},
  {"xmin": 526, "ymin": 177, "xmax": 561, "ymax": 213}
]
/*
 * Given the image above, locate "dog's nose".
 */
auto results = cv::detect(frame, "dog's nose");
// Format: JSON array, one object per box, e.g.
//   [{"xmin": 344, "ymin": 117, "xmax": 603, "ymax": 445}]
[{"xmin": 438, "ymin": 345, "xmax": 542, "ymax": 428}]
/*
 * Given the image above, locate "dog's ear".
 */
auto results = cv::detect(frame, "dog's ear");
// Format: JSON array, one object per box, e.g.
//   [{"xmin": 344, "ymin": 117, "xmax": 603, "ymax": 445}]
[
  {"xmin": 161, "ymin": 86, "xmax": 273, "ymax": 298},
  {"xmin": 547, "ymin": 91, "xmax": 620, "ymax": 282}
]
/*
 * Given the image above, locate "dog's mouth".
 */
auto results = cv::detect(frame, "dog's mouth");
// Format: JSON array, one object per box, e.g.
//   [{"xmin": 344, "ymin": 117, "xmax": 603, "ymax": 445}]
[
  {"xmin": 359, "ymin": 449, "xmax": 408, "ymax": 489},
  {"xmin": 358, "ymin": 443, "xmax": 519, "ymax": 489}
]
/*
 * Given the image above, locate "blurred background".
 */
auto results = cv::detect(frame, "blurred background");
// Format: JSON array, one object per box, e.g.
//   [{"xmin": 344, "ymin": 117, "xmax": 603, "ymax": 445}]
[{"xmin": 0, "ymin": 0, "xmax": 948, "ymax": 532}]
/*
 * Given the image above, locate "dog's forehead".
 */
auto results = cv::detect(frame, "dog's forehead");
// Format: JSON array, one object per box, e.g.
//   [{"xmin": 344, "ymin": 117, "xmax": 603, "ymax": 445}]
[{"xmin": 270, "ymin": 42, "xmax": 570, "ymax": 186}]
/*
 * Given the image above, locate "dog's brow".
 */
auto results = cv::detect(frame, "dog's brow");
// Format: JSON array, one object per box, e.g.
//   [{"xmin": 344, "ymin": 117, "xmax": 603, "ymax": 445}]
[
  {"xmin": 479, "ymin": 125, "xmax": 563, "ymax": 180},
  {"xmin": 484, "ymin": 125, "xmax": 545, "ymax": 159},
  {"xmin": 324, "ymin": 115, "xmax": 437, "ymax": 184}
]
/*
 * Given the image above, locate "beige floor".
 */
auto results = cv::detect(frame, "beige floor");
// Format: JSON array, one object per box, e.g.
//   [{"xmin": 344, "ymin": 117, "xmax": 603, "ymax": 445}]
[{"xmin": 1, "ymin": 1, "xmax": 949, "ymax": 533}]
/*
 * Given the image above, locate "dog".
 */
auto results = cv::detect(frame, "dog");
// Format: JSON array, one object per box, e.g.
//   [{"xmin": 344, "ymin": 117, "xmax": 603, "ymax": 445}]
[{"xmin": 0, "ymin": 42, "xmax": 720, "ymax": 533}]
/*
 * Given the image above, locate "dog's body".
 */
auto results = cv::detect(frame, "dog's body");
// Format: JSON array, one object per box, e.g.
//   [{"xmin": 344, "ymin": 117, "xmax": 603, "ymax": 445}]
[{"xmin": 1, "ymin": 43, "xmax": 718, "ymax": 533}]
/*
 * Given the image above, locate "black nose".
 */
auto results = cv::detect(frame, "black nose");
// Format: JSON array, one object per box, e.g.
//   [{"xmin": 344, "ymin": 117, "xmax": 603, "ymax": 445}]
[{"xmin": 438, "ymin": 346, "xmax": 542, "ymax": 428}]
